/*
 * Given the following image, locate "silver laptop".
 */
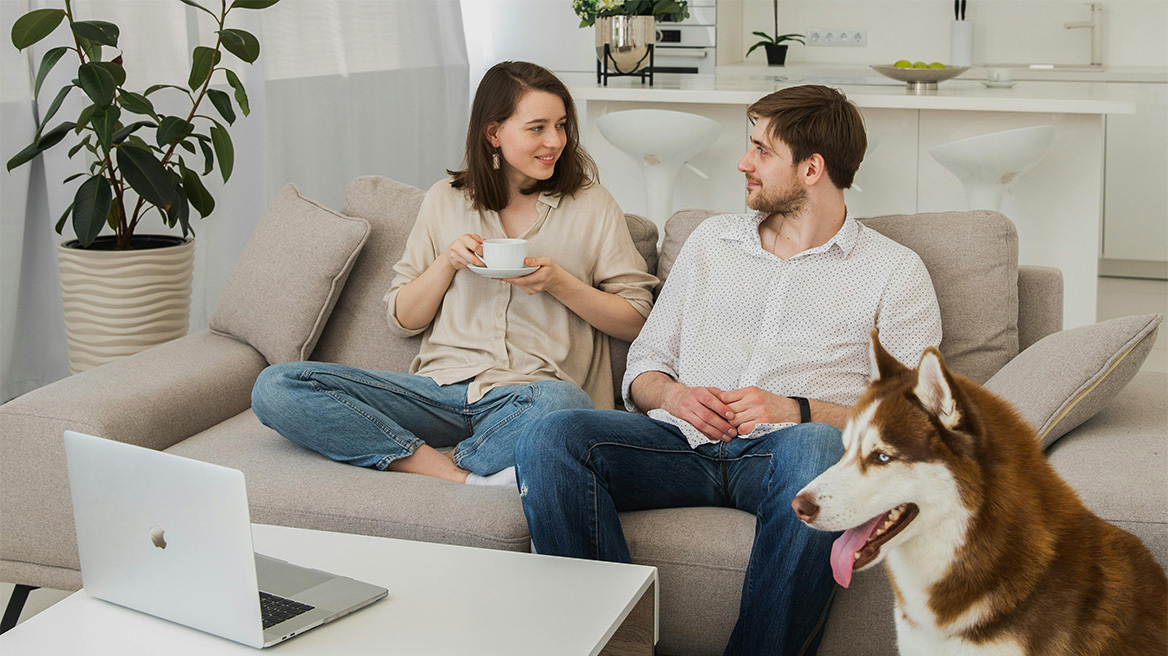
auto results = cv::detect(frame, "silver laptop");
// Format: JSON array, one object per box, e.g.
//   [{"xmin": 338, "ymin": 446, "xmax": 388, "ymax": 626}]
[{"xmin": 63, "ymin": 430, "xmax": 388, "ymax": 648}]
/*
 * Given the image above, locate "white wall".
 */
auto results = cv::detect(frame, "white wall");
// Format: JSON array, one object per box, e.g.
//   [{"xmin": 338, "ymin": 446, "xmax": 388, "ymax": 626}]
[{"xmin": 733, "ymin": 0, "xmax": 1168, "ymax": 68}]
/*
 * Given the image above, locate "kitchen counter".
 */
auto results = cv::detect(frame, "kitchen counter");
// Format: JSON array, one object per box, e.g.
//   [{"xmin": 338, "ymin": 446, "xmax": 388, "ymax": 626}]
[
  {"xmin": 717, "ymin": 62, "xmax": 1168, "ymax": 84},
  {"xmin": 563, "ymin": 71, "xmax": 1135, "ymax": 114}
]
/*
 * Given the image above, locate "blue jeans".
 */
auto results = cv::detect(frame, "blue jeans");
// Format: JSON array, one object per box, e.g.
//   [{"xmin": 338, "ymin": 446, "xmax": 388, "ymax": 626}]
[
  {"xmin": 514, "ymin": 409, "xmax": 844, "ymax": 656},
  {"xmin": 251, "ymin": 362, "xmax": 594, "ymax": 476}
]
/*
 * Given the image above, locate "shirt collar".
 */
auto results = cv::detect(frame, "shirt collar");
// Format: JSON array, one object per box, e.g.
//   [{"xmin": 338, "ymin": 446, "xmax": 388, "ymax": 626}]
[
  {"xmin": 537, "ymin": 191, "xmax": 560, "ymax": 209},
  {"xmin": 722, "ymin": 209, "xmax": 859, "ymax": 258}
]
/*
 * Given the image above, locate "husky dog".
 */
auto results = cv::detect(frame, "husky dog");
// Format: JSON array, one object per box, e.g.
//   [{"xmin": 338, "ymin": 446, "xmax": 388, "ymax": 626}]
[{"xmin": 793, "ymin": 331, "xmax": 1167, "ymax": 655}]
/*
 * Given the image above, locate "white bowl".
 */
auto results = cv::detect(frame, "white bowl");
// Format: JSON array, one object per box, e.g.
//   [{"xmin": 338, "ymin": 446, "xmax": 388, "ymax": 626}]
[{"xmin": 871, "ymin": 65, "xmax": 970, "ymax": 91}]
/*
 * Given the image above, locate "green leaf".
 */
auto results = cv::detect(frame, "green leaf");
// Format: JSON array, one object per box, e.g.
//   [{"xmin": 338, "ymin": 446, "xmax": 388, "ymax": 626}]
[
  {"xmin": 180, "ymin": 162, "xmax": 215, "ymax": 218},
  {"xmin": 82, "ymin": 42, "xmax": 102, "ymax": 63},
  {"xmin": 145, "ymin": 83, "xmax": 188, "ymax": 97},
  {"xmin": 168, "ymin": 184, "xmax": 191, "ymax": 236},
  {"xmin": 197, "ymin": 137, "xmax": 214, "ymax": 175},
  {"xmin": 6, "ymin": 141, "xmax": 40, "ymax": 171},
  {"xmin": 34, "ymin": 47, "xmax": 68, "ymax": 99},
  {"xmin": 75, "ymin": 104, "xmax": 97, "ymax": 134},
  {"xmin": 116, "ymin": 144, "xmax": 174, "ymax": 208},
  {"xmin": 206, "ymin": 88, "xmax": 236, "ymax": 125},
  {"xmin": 178, "ymin": 0, "xmax": 218, "ymax": 19},
  {"xmin": 224, "ymin": 69, "xmax": 250, "ymax": 116},
  {"xmin": 156, "ymin": 116, "xmax": 194, "ymax": 147},
  {"xmin": 68, "ymin": 135, "xmax": 92, "ymax": 158},
  {"xmin": 180, "ymin": 140, "xmax": 196, "ymax": 153},
  {"xmin": 118, "ymin": 91, "xmax": 158, "ymax": 119},
  {"xmin": 37, "ymin": 85, "xmax": 73, "ymax": 136},
  {"xmin": 78, "ymin": 62, "xmax": 116, "ymax": 107},
  {"xmin": 106, "ymin": 201, "xmax": 121, "ymax": 230},
  {"xmin": 94, "ymin": 61, "xmax": 126, "ymax": 87},
  {"xmin": 56, "ymin": 201, "xmax": 75, "ymax": 234},
  {"xmin": 210, "ymin": 123, "xmax": 233, "ymax": 183},
  {"xmin": 231, "ymin": 0, "xmax": 281, "ymax": 9},
  {"xmin": 90, "ymin": 105, "xmax": 121, "ymax": 152},
  {"xmin": 63, "ymin": 172, "xmax": 87, "ymax": 183},
  {"xmin": 11, "ymin": 9, "xmax": 65, "ymax": 50},
  {"xmin": 188, "ymin": 46, "xmax": 221, "ymax": 90},
  {"xmin": 112, "ymin": 120, "xmax": 154, "ymax": 145},
  {"xmin": 217, "ymin": 28, "xmax": 260, "ymax": 63},
  {"xmin": 72, "ymin": 174, "xmax": 113, "ymax": 246},
  {"xmin": 72, "ymin": 20, "xmax": 119, "ymax": 47}
]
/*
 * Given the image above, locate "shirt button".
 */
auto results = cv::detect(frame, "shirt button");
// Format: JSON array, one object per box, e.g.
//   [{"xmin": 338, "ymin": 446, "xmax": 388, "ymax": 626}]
[{"xmin": 496, "ymin": 312, "xmax": 503, "ymax": 318}]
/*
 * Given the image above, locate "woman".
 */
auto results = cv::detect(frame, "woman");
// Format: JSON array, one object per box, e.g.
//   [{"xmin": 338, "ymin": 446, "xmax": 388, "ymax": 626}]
[{"xmin": 252, "ymin": 62, "xmax": 657, "ymax": 485}]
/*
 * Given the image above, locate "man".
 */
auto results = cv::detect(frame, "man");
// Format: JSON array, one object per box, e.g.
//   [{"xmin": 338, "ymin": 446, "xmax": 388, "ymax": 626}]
[{"xmin": 514, "ymin": 85, "xmax": 942, "ymax": 655}]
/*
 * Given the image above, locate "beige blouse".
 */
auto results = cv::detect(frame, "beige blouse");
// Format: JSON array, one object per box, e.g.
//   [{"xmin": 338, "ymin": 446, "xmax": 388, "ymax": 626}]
[{"xmin": 383, "ymin": 179, "xmax": 658, "ymax": 409}]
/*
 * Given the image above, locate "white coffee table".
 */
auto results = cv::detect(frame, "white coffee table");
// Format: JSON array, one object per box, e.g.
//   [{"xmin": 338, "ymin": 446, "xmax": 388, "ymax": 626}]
[{"xmin": 0, "ymin": 524, "xmax": 657, "ymax": 655}]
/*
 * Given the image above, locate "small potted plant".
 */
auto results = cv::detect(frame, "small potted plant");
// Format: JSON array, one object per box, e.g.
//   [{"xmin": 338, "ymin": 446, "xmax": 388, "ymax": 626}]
[
  {"xmin": 7, "ymin": 0, "xmax": 281, "ymax": 372},
  {"xmin": 572, "ymin": 0, "xmax": 689, "ymax": 74},
  {"xmin": 746, "ymin": 0, "xmax": 804, "ymax": 66}
]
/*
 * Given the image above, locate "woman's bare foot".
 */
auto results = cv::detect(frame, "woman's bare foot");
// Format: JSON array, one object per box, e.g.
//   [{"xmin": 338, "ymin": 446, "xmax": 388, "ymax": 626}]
[{"xmin": 387, "ymin": 444, "xmax": 470, "ymax": 483}]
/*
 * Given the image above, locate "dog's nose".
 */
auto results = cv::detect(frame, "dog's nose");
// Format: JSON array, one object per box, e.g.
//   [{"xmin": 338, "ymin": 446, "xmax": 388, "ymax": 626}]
[{"xmin": 792, "ymin": 494, "xmax": 819, "ymax": 522}]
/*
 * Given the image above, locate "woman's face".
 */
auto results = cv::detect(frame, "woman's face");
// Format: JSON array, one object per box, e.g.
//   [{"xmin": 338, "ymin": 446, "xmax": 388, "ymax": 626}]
[{"xmin": 487, "ymin": 90, "xmax": 568, "ymax": 191}]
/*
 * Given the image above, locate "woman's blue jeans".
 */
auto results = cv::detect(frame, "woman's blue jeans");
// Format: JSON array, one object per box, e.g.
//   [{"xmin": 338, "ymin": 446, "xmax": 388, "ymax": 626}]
[
  {"xmin": 251, "ymin": 362, "xmax": 594, "ymax": 476},
  {"xmin": 514, "ymin": 409, "xmax": 845, "ymax": 656}
]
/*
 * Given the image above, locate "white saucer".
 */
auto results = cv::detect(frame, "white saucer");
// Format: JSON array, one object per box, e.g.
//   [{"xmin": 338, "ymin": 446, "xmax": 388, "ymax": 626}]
[
  {"xmin": 981, "ymin": 81, "xmax": 1017, "ymax": 89},
  {"xmin": 468, "ymin": 264, "xmax": 538, "ymax": 279}
]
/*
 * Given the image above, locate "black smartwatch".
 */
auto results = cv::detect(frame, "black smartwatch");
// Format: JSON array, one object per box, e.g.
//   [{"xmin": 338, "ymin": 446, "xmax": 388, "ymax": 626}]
[{"xmin": 790, "ymin": 396, "xmax": 812, "ymax": 424}]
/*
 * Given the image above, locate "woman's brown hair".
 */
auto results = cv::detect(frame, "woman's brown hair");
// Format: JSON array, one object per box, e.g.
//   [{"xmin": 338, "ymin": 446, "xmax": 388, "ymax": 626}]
[
  {"xmin": 747, "ymin": 85, "xmax": 867, "ymax": 190},
  {"xmin": 449, "ymin": 61, "xmax": 598, "ymax": 212}
]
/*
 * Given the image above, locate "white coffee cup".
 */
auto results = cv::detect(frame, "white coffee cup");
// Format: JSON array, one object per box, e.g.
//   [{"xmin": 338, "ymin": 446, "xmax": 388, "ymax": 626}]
[
  {"xmin": 986, "ymin": 67, "xmax": 1013, "ymax": 84},
  {"xmin": 481, "ymin": 238, "xmax": 528, "ymax": 269}
]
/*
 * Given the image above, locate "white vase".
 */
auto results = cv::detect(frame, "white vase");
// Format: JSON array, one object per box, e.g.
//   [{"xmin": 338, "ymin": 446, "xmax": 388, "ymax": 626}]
[
  {"xmin": 56, "ymin": 236, "xmax": 195, "ymax": 373},
  {"xmin": 595, "ymin": 16, "xmax": 656, "ymax": 74}
]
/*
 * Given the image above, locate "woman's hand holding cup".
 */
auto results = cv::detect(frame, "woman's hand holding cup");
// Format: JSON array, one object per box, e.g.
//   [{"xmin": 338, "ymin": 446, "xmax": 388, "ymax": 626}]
[
  {"xmin": 445, "ymin": 233, "xmax": 485, "ymax": 270},
  {"xmin": 504, "ymin": 256, "xmax": 563, "ymax": 295}
]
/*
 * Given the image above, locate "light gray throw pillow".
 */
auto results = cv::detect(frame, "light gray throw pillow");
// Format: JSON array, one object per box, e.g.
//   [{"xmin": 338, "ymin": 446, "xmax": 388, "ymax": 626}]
[
  {"xmin": 985, "ymin": 314, "xmax": 1162, "ymax": 448},
  {"xmin": 210, "ymin": 184, "xmax": 370, "ymax": 364}
]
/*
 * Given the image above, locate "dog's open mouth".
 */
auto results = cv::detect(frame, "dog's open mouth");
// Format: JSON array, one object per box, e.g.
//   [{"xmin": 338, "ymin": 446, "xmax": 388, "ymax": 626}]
[{"xmin": 829, "ymin": 503, "xmax": 919, "ymax": 588}]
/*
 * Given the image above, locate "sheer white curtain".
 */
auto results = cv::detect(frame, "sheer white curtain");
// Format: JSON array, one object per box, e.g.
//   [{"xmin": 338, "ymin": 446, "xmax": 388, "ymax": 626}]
[{"xmin": 0, "ymin": 0, "xmax": 468, "ymax": 402}]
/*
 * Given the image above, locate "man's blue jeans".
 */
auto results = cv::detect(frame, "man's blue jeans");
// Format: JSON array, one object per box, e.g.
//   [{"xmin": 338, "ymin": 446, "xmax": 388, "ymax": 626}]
[
  {"xmin": 251, "ymin": 362, "xmax": 594, "ymax": 476},
  {"xmin": 514, "ymin": 409, "xmax": 844, "ymax": 655}
]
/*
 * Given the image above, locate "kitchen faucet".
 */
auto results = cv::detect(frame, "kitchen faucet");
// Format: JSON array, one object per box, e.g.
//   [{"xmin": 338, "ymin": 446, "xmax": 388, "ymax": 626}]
[{"xmin": 1064, "ymin": 2, "xmax": 1103, "ymax": 67}]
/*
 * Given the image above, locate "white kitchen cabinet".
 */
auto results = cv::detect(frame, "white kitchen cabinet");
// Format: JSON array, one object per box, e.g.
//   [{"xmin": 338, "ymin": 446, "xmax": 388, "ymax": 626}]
[{"xmin": 1102, "ymin": 82, "xmax": 1168, "ymax": 266}]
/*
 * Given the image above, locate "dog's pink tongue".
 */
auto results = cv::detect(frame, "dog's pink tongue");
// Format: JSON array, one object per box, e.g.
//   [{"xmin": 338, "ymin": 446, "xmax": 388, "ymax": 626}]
[{"xmin": 830, "ymin": 515, "xmax": 883, "ymax": 588}]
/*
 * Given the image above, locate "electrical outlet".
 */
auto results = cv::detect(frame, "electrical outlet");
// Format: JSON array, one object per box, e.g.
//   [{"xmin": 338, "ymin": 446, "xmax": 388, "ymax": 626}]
[{"xmin": 807, "ymin": 28, "xmax": 867, "ymax": 47}]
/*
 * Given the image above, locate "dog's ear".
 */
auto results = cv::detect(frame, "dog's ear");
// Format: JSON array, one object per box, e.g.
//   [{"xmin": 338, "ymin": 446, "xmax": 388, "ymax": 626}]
[
  {"xmin": 913, "ymin": 348, "xmax": 961, "ymax": 429},
  {"xmin": 868, "ymin": 328, "xmax": 908, "ymax": 382}
]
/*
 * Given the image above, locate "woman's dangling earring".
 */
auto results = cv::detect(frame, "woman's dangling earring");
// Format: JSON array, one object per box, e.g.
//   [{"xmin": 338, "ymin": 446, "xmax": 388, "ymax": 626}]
[{"xmin": 492, "ymin": 151, "xmax": 500, "ymax": 170}]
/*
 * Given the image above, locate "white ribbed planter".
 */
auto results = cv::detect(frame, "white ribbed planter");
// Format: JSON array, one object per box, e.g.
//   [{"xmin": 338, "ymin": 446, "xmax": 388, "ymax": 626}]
[{"xmin": 56, "ymin": 236, "xmax": 195, "ymax": 374}]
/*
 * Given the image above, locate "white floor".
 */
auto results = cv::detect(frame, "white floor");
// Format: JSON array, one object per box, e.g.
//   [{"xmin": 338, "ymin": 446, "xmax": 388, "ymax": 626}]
[{"xmin": 2, "ymin": 275, "xmax": 1165, "ymax": 630}]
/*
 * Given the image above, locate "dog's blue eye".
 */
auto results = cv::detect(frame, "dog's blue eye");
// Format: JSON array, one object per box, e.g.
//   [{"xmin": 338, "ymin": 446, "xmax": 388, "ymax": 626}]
[{"xmin": 876, "ymin": 453, "xmax": 891, "ymax": 463}]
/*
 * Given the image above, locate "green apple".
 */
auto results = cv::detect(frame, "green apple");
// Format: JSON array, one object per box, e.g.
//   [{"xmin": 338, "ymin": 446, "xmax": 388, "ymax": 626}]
[
  {"xmin": 928, "ymin": 62, "xmax": 946, "ymax": 68},
  {"xmin": 912, "ymin": 61, "xmax": 928, "ymax": 68},
  {"xmin": 894, "ymin": 60, "xmax": 912, "ymax": 68}
]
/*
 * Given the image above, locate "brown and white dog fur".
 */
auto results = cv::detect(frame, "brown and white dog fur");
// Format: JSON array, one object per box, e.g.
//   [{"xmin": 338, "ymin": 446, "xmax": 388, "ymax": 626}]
[{"xmin": 792, "ymin": 331, "xmax": 1168, "ymax": 656}]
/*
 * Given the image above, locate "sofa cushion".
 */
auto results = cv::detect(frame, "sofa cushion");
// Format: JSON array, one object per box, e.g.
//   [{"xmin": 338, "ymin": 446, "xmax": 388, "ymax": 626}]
[
  {"xmin": 659, "ymin": 209, "xmax": 1020, "ymax": 383},
  {"xmin": 987, "ymin": 314, "xmax": 1162, "ymax": 448},
  {"xmin": 210, "ymin": 184, "xmax": 370, "ymax": 364},
  {"xmin": 165, "ymin": 410, "xmax": 531, "ymax": 551},
  {"xmin": 1045, "ymin": 370, "xmax": 1168, "ymax": 568}
]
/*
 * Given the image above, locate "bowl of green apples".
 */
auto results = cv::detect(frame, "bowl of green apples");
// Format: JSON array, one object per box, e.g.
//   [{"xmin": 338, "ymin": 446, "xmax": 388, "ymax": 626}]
[{"xmin": 872, "ymin": 61, "xmax": 969, "ymax": 92}]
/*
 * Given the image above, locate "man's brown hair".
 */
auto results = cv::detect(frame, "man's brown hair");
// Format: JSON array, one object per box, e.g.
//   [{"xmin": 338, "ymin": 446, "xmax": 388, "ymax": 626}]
[
  {"xmin": 449, "ymin": 61, "xmax": 598, "ymax": 211},
  {"xmin": 747, "ymin": 85, "xmax": 866, "ymax": 190}
]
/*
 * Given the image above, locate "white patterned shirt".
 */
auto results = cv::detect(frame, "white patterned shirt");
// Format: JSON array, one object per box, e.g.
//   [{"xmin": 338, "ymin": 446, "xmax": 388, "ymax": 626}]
[{"xmin": 622, "ymin": 211, "xmax": 942, "ymax": 449}]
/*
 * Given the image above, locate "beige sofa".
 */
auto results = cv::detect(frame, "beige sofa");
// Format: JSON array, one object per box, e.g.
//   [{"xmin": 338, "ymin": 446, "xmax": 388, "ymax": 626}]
[{"xmin": 2, "ymin": 176, "xmax": 1163, "ymax": 655}]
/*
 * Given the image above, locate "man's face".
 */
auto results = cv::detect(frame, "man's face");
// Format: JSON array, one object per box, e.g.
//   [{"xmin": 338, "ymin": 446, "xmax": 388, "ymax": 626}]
[{"xmin": 737, "ymin": 118, "xmax": 807, "ymax": 215}]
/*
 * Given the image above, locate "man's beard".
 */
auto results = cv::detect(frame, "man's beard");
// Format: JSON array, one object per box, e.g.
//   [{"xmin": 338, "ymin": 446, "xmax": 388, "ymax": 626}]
[{"xmin": 747, "ymin": 177, "xmax": 807, "ymax": 216}]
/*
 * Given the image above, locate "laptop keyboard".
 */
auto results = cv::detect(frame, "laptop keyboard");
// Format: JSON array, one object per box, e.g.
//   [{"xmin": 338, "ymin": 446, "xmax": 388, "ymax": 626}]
[{"xmin": 259, "ymin": 591, "xmax": 315, "ymax": 629}]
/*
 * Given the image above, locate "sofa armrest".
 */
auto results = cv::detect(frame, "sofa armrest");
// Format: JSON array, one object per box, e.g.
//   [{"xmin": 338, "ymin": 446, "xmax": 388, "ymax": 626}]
[
  {"xmin": 1018, "ymin": 265, "xmax": 1063, "ymax": 351},
  {"xmin": 0, "ymin": 329, "xmax": 267, "ymax": 575}
]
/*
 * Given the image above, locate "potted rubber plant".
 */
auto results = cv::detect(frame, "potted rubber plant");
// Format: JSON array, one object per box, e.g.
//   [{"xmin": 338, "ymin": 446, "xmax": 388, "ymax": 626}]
[
  {"xmin": 7, "ymin": 0, "xmax": 281, "ymax": 373},
  {"xmin": 746, "ymin": 0, "xmax": 804, "ymax": 66}
]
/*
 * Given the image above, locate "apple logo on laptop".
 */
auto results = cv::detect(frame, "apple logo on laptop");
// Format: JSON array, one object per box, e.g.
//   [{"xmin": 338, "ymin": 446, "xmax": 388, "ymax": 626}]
[{"xmin": 149, "ymin": 527, "xmax": 167, "ymax": 549}]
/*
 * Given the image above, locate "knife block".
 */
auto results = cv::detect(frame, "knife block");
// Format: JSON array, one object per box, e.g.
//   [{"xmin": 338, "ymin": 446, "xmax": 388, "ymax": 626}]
[{"xmin": 950, "ymin": 20, "xmax": 973, "ymax": 67}]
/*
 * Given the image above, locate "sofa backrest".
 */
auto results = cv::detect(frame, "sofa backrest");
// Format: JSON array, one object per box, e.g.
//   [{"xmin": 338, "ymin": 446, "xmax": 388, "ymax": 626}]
[
  {"xmin": 312, "ymin": 177, "xmax": 660, "ymax": 405},
  {"xmin": 659, "ymin": 208, "xmax": 1039, "ymax": 384}
]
